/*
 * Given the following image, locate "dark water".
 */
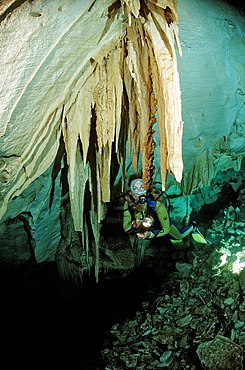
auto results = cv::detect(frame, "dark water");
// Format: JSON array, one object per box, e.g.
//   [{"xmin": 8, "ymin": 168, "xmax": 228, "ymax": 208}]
[{"xmin": 0, "ymin": 262, "xmax": 158, "ymax": 369}]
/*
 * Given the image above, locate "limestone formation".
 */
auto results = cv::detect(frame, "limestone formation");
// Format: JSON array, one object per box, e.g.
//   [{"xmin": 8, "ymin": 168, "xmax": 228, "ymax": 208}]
[{"xmin": 0, "ymin": 0, "xmax": 183, "ymax": 275}]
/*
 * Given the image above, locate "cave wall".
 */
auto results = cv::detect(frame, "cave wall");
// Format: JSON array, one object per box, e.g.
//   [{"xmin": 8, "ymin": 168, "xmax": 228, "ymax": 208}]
[
  {"xmin": 165, "ymin": 0, "xmax": 245, "ymax": 223},
  {"xmin": 0, "ymin": 0, "xmax": 245, "ymax": 272},
  {"xmin": 178, "ymin": 0, "xmax": 245, "ymax": 194},
  {"xmin": 0, "ymin": 165, "xmax": 61, "ymax": 263}
]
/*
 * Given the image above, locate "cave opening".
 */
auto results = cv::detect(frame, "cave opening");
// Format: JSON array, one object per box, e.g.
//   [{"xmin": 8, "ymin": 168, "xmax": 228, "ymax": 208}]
[
  {"xmin": 191, "ymin": 157, "xmax": 245, "ymax": 229},
  {"xmin": 191, "ymin": 183, "xmax": 240, "ymax": 229}
]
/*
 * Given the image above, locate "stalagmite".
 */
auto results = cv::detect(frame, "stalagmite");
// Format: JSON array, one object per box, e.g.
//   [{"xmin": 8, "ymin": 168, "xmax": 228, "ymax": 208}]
[{"xmin": 0, "ymin": 0, "xmax": 183, "ymax": 279}]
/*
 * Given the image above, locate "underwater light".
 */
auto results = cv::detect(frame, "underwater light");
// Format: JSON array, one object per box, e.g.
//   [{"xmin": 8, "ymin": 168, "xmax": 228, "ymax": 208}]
[
  {"xmin": 212, "ymin": 246, "xmax": 245, "ymax": 275},
  {"xmin": 232, "ymin": 252, "xmax": 245, "ymax": 274},
  {"xmin": 220, "ymin": 254, "xmax": 228, "ymax": 267}
]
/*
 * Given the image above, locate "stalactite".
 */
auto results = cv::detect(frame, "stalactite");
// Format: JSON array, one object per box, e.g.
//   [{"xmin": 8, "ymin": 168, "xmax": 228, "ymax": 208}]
[
  {"xmin": 144, "ymin": 4, "xmax": 183, "ymax": 187},
  {"xmin": 142, "ymin": 86, "xmax": 157, "ymax": 191}
]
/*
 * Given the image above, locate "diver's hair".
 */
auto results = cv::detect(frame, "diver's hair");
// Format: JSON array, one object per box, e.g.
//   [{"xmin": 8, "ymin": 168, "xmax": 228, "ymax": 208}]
[{"xmin": 127, "ymin": 174, "xmax": 154, "ymax": 194}]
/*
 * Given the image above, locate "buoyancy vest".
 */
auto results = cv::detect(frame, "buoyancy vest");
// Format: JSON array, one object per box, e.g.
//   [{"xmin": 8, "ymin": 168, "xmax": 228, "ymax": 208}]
[{"xmin": 125, "ymin": 193, "xmax": 163, "ymax": 231}]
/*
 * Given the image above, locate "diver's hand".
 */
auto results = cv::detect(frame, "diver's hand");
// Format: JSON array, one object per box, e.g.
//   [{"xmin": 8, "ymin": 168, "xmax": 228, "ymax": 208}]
[
  {"xmin": 137, "ymin": 231, "xmax": 152, "ymax": 239},
  {"xmin": 132, "ymin": 217, "xmax": 143, "ymax": 228}
]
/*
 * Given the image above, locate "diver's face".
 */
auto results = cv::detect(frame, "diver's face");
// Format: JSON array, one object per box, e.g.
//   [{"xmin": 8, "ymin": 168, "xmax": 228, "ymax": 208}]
[{"xmin": 130, "ymin": 180, "xmax": 146, "ymax": 200}]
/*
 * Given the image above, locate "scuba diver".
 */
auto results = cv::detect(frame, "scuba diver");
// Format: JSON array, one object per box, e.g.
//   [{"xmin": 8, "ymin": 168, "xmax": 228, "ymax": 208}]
[{"xmin": 123, "ymin": 177, "xmax": 207, "ymax": 244}]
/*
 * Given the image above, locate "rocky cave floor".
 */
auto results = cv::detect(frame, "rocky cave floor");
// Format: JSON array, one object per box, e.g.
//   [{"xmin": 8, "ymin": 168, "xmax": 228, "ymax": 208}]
[
  {"xmin": 99, "ymin": 187, "xmax": 245, "ymax": 370},
  {"xmin": 1, "ymin": 187, "xmax": 245, "ymax": 369}
]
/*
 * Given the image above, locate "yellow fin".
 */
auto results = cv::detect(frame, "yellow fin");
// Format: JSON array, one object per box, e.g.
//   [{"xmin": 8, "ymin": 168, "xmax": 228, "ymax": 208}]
[{"xmin": 192, "ymin": 229, "xmax": 207, "ymax": 244}]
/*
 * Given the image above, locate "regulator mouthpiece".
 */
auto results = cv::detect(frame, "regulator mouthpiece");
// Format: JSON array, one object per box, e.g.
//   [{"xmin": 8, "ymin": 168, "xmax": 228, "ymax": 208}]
[{"xmin": 139, "ymin": 195, "xmax": 147, "ymax": 204}]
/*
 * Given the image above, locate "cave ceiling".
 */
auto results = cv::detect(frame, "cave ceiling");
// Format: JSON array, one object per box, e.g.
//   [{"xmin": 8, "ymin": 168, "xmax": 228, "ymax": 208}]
[{"xmin": 0, "ymin": 0, "xmax": 183, "ymax": 232}]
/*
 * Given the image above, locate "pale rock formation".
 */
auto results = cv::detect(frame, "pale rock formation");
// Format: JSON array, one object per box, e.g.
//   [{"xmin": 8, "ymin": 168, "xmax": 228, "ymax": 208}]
[{"xmin": 0, "ymin": 0, "xmax": 183, "ymax": 274}]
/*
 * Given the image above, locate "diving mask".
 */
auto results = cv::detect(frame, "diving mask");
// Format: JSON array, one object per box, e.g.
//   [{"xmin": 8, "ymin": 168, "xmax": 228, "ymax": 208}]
[{"xmin": 130, "ymin": 179, "xmax": 146, "ymax": 195}]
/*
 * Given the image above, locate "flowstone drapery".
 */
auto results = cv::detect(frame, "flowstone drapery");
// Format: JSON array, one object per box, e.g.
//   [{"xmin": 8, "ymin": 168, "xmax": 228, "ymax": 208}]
[{"xmin": 0, "ymin": 0, "xmax": 183, "ymax": 279}]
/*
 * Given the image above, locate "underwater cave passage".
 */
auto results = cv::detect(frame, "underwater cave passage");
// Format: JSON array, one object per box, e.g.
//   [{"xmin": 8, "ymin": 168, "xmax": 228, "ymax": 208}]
[{"xmin": 0, "ymin": 257, "xmax": 169, "ymax": 369}]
